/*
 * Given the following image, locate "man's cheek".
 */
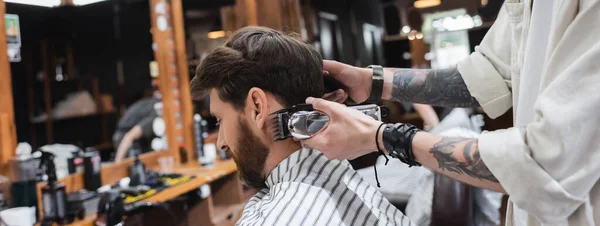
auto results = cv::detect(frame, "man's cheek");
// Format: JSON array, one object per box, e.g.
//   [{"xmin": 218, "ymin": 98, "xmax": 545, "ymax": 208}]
[
  {"xmin": 228, "ymin": 149, "xmax": 238, "ymax": 161},
  {"xmin": 228, "ymin": 149, "xmax": 243, "ymax": 165}
]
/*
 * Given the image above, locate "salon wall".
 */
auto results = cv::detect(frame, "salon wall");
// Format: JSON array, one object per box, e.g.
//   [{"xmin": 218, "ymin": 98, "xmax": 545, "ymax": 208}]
[
  {"xmin": 310, "ymin": 0, "xmax": 384, "ymax": 66},
  {"xmin": 352, "ymin": 0, "xmax": 385, "ymax": 66},
  {"xmin": 186, "ymin": 12, "xmax": 226, "ymax": 61},
  {"xmin": 6, "ymin": 3, "xmax": 50, "ymax": 146},
  {"xmin": 7, "ymin": 1, "xmax": 154, "ymax": 146},
  {"xmin": 117, "ymin": 2, "xmax": 155, "ymax": 107}
]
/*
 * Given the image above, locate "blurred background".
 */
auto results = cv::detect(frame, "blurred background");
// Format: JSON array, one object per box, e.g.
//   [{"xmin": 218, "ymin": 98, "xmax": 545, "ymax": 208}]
[
  {"xmin": 5, "ymin": 0, "xmax": 503, "ymax": 154},
  {"xmin": 0, "ymin": 1, "xmax": 511, "ymax": 225}
]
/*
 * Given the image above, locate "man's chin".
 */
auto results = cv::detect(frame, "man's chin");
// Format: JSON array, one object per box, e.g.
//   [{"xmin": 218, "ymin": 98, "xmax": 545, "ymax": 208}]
[
  {"xmin": 231, "ymin": 121, "xmax": 270, "ymax": 189},
  {"xmin": 238, "ymin": 171, "xmax": 267, "ymax": 189}
]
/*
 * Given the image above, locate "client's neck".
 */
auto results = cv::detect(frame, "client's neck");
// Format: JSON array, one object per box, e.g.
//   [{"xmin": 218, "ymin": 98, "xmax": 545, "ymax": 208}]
[{"xmin": 263, "ymin": 139, "xmax": 302, "ymax": 178}]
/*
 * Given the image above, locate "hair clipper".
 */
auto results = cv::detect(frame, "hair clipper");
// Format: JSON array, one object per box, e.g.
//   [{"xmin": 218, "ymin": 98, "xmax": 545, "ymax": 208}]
[{"xmin": 270, "ymin": 104, "xmax": 387, "ymax": 141}]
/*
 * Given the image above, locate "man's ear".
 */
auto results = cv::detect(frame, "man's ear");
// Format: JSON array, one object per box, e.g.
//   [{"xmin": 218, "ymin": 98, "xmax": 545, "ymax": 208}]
[{"xmin": 246, "ymin": 88, "xmax": 269, "ymax": 129}]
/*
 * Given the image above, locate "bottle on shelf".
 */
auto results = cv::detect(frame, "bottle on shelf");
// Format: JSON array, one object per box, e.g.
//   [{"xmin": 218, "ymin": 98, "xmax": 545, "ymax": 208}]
[{"xmin": 38, "ymin": 150, "xmax": 69, "ymax": 225}]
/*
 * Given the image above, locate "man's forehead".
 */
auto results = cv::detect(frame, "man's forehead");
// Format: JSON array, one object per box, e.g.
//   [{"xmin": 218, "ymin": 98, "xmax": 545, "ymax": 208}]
[
  {"xmin": 208, "ymin": 89, "xmax": 234, "ymax": 115},
  {"xmin": 208, "ymin": 90, "xmax": 220, "ymax": 115},
  {"xmin": 209, "ymin": 89, "xmax": 219, "ymax": 102}
]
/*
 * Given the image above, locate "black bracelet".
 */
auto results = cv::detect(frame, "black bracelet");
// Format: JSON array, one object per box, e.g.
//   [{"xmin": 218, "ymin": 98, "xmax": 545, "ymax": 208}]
[
  {"xmin": 373, "ymin": 123, "xmax": 388, "ymax": 188},
  {"xmin": 406, "ymin": 127, "xmax": 420, "ymax": 166},
  {"xmin": 375, "ymin": 123, "xmax": 389, "ymax": 164},
  {"xmin": 382, "ymin": 123, "xmax": 421, "ymax": 167}
]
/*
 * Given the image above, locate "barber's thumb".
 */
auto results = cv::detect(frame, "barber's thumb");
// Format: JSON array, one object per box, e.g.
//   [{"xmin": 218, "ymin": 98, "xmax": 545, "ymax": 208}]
[{"xmin": 306, "ymin": 97, "xmax": 342, "ymax": 115}]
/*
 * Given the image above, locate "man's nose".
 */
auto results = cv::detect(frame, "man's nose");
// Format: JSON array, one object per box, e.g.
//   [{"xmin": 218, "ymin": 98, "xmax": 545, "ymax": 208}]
[{"xmin": 216, "ymin": 135, "xmax": 228, "ymax": 151}]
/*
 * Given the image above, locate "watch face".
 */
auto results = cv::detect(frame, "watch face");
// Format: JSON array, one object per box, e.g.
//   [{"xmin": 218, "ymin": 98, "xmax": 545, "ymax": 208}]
[{"xmin": 153, "ymin": 117, "xmax": 166, "ymax": 136}]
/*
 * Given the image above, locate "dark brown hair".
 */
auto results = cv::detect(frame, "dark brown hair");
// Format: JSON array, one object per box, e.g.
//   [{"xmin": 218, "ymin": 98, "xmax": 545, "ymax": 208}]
[{"xmin": 190, "ymin": 26, "xmax": 324, "ymax": 110}]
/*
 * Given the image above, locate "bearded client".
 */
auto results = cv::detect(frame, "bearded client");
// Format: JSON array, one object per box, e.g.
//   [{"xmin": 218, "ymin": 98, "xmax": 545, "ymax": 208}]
[{"xmin": 190, "ymin": 26, "xmax": 413, "ymax": 226}]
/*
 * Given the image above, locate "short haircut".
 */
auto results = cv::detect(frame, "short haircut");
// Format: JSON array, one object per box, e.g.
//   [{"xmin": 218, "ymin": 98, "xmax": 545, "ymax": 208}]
[{"xmin": 190, "ymin": 26, "xmax": 324, "ymax": 110}]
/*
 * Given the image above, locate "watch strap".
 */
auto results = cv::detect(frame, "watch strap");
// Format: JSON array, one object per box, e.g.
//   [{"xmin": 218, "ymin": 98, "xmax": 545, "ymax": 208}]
[{"xmin": 367, "ymin": 65, "xmax": 384, "ymax": 103}]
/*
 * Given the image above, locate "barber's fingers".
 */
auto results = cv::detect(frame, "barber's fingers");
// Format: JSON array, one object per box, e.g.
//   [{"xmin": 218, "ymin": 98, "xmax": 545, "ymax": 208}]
[
  {"xmin": 322, "ymin": 89, "xmax": 340, "ymax": 101},
  {"xmin": 332, "ymin": 90, "xmax": 349, "ymax": 103},
  {"xmin": 322, "ymin": 89, "xmax": 348, "ymax": 103},
  {"xmin": 323, "ymin": 60, "xmax": 346, "ymax": 76},
  {"xmin": 300, "ymin": 131, "xmax": 340, "ymax": 160},
  {"xmin": 306, "ymin": 97, "xmax": 345, "ymax": 117}
]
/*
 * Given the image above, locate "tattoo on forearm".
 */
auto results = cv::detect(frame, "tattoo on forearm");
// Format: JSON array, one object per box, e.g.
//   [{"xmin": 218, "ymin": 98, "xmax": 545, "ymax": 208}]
[
  {"xmin": 430, "ymin": 137, "xmax": 498, "ymax": 183},
  {"xmin": 391, "ymin": 68, "xmax": 479, "ymax": 107}
]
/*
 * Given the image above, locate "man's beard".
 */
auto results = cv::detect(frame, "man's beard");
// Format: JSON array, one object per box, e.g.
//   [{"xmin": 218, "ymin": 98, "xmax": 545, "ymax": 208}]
[{"xmin": 231, "ymin": 120, "xmax": 269, "ymax": 189}]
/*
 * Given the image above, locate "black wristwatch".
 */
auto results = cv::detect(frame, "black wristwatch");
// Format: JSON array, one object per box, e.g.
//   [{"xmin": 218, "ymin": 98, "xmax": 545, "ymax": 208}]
[
  {"xmin": 382, "ymin": 123, "xmax": 421, "ymax": 167},
  {"xmin": 367, "ymin": 65, "xmax": 384, "ymax": 103}
]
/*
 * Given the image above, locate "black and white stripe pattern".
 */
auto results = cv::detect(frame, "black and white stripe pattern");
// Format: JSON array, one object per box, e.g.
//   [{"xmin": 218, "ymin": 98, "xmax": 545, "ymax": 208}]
[{"xmin": 237, "ymin": 148, "xmax": 414, "ymax": 226}]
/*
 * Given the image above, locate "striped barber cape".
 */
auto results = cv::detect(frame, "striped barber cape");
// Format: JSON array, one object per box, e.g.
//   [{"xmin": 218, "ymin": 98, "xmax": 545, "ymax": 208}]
[{"xmin": 236, "ymin": 148, "xmax": 414, "ymax": 226}]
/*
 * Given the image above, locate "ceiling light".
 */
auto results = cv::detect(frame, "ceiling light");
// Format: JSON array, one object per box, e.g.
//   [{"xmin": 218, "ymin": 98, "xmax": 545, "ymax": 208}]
[
  {"xmin": 73, "ymin": 0, "xmax": 106, "ymax": 6},
  {"xmin": 416, "ymin": 32, "xmax": 424, "ymax": 39},
  {"xmin": 432, "ymin": 14, "xmax": 477, "ymax": 32},
  {"xmin": 401, "ymin": 25, "xmax": 411, "ymax": 34},
  {"xmin": 4, "ymin": 0, "xmax": 61, "ymax": 7},
  {"xmin": 408, "ymin": 30, "xmax": 417, "ymax": 40},
  {"xmin": 414, "ymin": 0, "xmax": 441, "ymax": 9},
  {"xmin": 208, "ymin": 30, "xmax": 226, "ymax": 39}
]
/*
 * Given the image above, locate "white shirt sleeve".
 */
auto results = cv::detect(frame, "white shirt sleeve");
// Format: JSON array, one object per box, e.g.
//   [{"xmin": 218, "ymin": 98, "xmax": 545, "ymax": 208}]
[
  {"xmin": 457, "ymin": 3, "xmax": 515, "ymax": 119},
  {"xmin": 472, "ymin": 4, "xmax": 600, "ymax": 224}
]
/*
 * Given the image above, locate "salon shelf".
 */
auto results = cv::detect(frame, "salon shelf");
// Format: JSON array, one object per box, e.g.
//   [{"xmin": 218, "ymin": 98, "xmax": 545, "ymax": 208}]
[
  {"xmin": 48, "ymin": 159, "xmax": 240, "ymax": 226},
  {"xmin": 94, "ymin": 141, "xmax": 113, "ymax": 150},
  {"xmin": 136, "ymin": 160, "xmax": 238, "ymax": 203},
  {"xmin": 30, "ymin": 110, "xmax": 116, "ymax": 124}
]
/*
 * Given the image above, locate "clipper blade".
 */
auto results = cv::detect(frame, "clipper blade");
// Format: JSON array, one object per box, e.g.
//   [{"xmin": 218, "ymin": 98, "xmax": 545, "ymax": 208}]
[
  {"xmin": 269, "ymin": 110, "xmax": 291, "ymax": 142},
  {"xmin": 269, "ymin": 104, "xmax": 315, "ymax": 142}
]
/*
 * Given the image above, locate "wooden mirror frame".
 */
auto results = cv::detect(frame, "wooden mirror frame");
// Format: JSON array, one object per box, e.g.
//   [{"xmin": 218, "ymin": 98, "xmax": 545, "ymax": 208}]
[
  {"xmin": 0, "ymin": 0, "xmax": 17, "ymax": 177},
  {"xmin": 0, "ymin": 0, "xmax": 197, "ymax": 219}
]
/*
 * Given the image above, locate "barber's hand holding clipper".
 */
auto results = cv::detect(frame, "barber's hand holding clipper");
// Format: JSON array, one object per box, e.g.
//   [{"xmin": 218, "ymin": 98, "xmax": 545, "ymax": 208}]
[
  {"xmin": 304, "ymin": 59, "xmax": 505, "ymax": 194},
  {"xmin": 300, "ymin": 97, "xmax": 383, "ymax": 160},
  {"xmin": 301, "ymin": 60, "xmax": 391, "ymax": 160}
]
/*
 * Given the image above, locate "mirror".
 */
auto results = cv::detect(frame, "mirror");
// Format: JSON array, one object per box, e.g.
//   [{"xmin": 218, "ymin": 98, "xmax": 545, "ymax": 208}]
[{"xmin": 6, "ymin": 0, "xmax": 172, "ymax": 176}]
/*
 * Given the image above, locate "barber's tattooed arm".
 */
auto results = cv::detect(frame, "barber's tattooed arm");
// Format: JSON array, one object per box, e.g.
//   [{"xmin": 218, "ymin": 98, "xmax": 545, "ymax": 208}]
[
  {"xmin": 382, "ymin": 68, "xmax": 479, "ymax": 107},
  {"xmin": 429, "ymin": 137, "xmax": 498, "ymax": 183},
  {"xmin": 407, "ymin": 133, "xmax": 505, "ymax": 193}
]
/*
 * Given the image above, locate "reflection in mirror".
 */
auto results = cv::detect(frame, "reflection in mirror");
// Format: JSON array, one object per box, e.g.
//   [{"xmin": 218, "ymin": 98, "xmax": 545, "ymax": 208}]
[
  {"xmin": 185, "ymin": 8, "xmax": 229, "ymax": 136},
  {"xmin": 6, "ymin": 0, "xmax": 161, "ymax": 171},
  {"xmin": 113, "ymin": 93, "xmax": 165, "ymax": 163}
]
